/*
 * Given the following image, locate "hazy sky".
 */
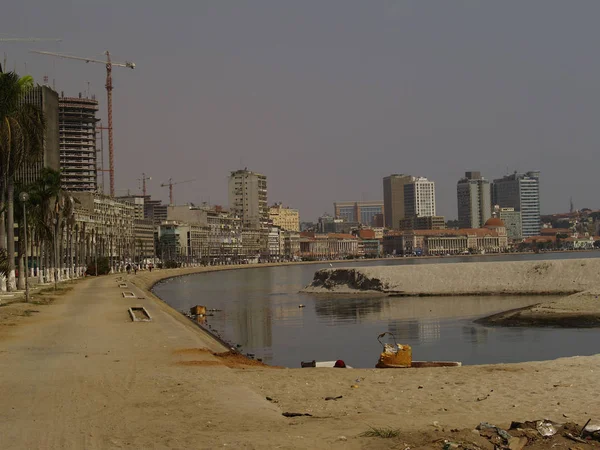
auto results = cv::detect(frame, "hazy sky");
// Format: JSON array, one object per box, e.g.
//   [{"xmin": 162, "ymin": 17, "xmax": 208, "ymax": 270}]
[{"xmin": 3, "ymin": 1, "xmax": 599, "ymax": 220}]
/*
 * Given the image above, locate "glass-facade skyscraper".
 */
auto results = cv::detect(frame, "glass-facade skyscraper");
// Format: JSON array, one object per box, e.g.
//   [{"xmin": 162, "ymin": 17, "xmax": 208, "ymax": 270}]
[{"xmin": 492, "ymin": 171, "xmax": 540, "ymax": 238}]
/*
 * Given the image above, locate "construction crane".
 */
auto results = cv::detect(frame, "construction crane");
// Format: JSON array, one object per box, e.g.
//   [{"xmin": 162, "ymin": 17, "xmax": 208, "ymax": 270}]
[
  {"xmin": 0, "ymin": 37, "xmax": 62, "ymax": 42},
  {"xmin": 137, "ymin": 173, "xmax": 152, "ymax": 197},
  {"xmin": 160, "ymin": 178, "xmax": 196, "ymax": 206},
  {"xmin": 30, "ymin": 50, "xmax": 135, "ymax": 198},
  {"xmin": 0, "ymin": 37, "xmax": 62, "ymax": 71}
]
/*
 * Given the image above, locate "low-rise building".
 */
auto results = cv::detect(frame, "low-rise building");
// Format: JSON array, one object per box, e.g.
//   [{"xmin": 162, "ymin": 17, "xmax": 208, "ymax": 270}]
[
  {"xmin": 383, "ymin": 218, "xmax": 508, "ymax": 256},
  {"xmin": 157, "ymin": 220, "xmax": 208, "ymax": 263},
  {"xmin": 133, "ymin": 218, "xmax": 155, "ymax": 261},
  {"xmin": 361, "ymin": 239, "xmax": 381, "ymax": 257},
  {"xmin": 72, "ymin": 192, "xmax": 136, "ymax": 266},
  {"xmin": 283, "ymin": 231, "xmax": 300, "ymax": 260},
  {"xmin": 299, "ymin": 233, "xmax": 359, "ymax": 259},
  {"xmin": 269, "ymin": 204, "xmax": 300, "ymax": 231},
  {"xmin": 399, "ymin": 215, "xmax": 446, "ymax": 231}
]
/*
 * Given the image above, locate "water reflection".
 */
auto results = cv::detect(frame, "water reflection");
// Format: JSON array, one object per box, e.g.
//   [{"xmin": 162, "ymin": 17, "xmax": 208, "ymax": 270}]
[
  {"xmin": 152, "ymin": 253, "xmax": 600, "ymax": 368},
  {"xmin": 462, "ymin": 325, "xmax": 489, "ymax": 345},
  {"xmin": 314, "ymin": 297, "xmax": 384, "ymax": 323}
]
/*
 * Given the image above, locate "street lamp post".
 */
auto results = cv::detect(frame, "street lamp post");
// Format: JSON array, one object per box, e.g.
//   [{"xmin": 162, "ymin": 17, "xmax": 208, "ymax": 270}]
[{"xmin": 19, "ymin": 192, "xmax": 30, "ymax": 302}]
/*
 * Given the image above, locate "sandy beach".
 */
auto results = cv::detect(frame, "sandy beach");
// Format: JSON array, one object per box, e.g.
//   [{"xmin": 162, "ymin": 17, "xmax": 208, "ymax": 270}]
[{"xmin": 1, "ymin": 265, "xmax": 600, "ymax": 449}]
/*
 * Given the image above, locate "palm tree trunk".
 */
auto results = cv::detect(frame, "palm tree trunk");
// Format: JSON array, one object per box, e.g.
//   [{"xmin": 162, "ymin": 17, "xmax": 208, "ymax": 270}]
[
  {"xmin": 6, "ymin": 179, "xmax": 16, "ymax": 291},
  {"xmin": 17, "ymin": 220, "xmax": 25, "ymax": 290},
  {"xmin": 29, "ymin": 226, "xmax": 34, "ymax": 278},
  {"xmin": 0, "ymin": 181, "xmax": 6, "ymax": 293},
  {"xmin": 70, "ymin": 224, "xmax": 75, "ymax": 278}
]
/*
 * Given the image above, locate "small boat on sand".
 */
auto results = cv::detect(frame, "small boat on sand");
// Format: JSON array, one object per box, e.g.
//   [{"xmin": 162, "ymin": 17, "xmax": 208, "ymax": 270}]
[
  {"xmin": 376, "ymin": 361, "xmax": 461, "ymax": 369},
  {"xmin": 375, "ymin": 332, "xmax": 461, "ymax": 369}
]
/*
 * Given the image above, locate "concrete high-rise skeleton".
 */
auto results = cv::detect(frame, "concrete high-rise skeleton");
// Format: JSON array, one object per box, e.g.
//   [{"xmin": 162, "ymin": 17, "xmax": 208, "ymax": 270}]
[
  {"xmin": 457, "ymin": 171, "xmax": 491, "ymax": 229},
  {"xmin": 15, "ymin": 85, "xmax": 60, "ymax": 186},
  {"xmin": 492, "ymin": 171, "xmax": 541, "ymax": 238},
  {"xmin": 58, "ymin": 94, "xmax": 100, "ymax": 192},
  {"xmin": 228, "ymin": 169, "xmax": 268, "ymax": 229}
]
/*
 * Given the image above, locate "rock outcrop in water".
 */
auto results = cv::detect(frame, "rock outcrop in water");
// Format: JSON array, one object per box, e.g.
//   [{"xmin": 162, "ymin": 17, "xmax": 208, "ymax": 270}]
[
  {"xmin": 310, "ymin": 268, "xmax": 388, "ymax": 292},
  {"xmin": 304, "ymin": 258, "xmax": 600, "ymax": 296}
]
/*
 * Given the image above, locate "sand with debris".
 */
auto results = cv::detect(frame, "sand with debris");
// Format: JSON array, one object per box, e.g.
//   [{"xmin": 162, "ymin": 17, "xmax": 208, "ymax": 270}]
[{"xmin": 0, "ymin": 265, "xmax": 600, "ymax": 448}]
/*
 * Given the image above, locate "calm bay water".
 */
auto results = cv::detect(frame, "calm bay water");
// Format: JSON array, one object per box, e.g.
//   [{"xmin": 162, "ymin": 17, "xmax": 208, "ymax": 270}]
[{"xmin": 153, "ymin": 252, "xmax": 600, "ymax": 368}]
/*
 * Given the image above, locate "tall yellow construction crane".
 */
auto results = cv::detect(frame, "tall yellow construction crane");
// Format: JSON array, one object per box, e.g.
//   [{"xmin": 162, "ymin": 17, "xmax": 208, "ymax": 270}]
[
  {"xmin": 160, "ymin": 178, "xmax": 196, "ymax": 206},
  {"xmin": 30, "ymin": 50, "xmax": 135, "ymax": 198}
]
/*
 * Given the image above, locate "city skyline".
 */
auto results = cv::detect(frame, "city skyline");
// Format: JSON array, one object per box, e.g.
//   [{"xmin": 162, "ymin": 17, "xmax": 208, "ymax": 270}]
[{"xmin": 3, "ymin": 2, "xmax": 600, "ymax": 220}]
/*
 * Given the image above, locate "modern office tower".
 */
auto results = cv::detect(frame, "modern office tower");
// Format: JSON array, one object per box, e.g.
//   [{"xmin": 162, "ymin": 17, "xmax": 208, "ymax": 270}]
[
  {"xmin": 228, "ymin": 169, "xmax": 268, "ymax": 229},
  {"xmin": 498, "ymin": 207, "xmax": 522, "ymax": 241},
  {"xmin": 403, "ymin": 177, "xmax": 436, "ymax": 218},
  {"xmin": 58, "ymin": 94, "xmax": 100, "ymax": 191},
  {"xmin": 333, "ymin": 201, "xmax": 384, "ymax": 226},
  {"xmin": 15, "ymin": 85, "xmax": 60, "ymax": 185},
  {"xmin": 457, "ymin": 171, "xmax": 492, "ymax": 229},
  {"xmin": 492, "ymin": 171, "xmax": 541, "ymax": 238},
  {"xmin": 383, "ymin": 174, "xmax": 414, "ymax": 229}
]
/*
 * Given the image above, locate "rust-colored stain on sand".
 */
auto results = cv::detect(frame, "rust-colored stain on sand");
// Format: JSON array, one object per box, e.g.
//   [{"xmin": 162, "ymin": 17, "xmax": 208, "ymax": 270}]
[
  {"xmin": 173, "ymin": 348, "xmax": 281, "ymax": 369},
  {"xmin": 176, "ymin": 360, "xmax": 226, "ymax": 367}
]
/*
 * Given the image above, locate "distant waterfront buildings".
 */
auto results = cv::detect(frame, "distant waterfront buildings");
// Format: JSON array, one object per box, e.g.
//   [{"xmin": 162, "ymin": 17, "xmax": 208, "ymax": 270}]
[
  {"xmin": 228, "ymin": 169, "xmax": 268, "ymax": 229},
  {"xmin": 457, "ymin": 171, "xmax": 491, "ymax": 229},
  {"xmin": 269, "ymin": 203, "xmax": 300, "ymax": 231},
  {"xmin": 59, "ymin": 94, "xmax": 99, "ymax": 192},
  {"xmin": 383, "ymin": 217, "xmax": 508, "ymax": 256},
  {"xmin": 492, "ymin": 171, "xmax": 541, "ymax": 238},
  {"xmin": 333, "ymin": 201, "xmax": 384, "ymax": 226}
]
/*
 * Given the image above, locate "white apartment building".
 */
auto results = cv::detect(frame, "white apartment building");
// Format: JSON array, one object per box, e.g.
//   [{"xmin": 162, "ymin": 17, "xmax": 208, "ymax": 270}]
[
  {"xmin": 404, "ymin": 177, "xmax": 436, "ymax": 218},
  {"xmin": 228, "ymin": 169, "xmax": 268, "ymax": 229}
]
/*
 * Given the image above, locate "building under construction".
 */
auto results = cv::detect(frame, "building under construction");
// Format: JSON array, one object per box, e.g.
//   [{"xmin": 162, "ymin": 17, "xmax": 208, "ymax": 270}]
[
  {"xmin": 15, "ymin": 85, "xmax": 60, "ymax": 186},
  {"xmin": 59, "ymin": 94, "xmax": 99, "ymax": 192}
]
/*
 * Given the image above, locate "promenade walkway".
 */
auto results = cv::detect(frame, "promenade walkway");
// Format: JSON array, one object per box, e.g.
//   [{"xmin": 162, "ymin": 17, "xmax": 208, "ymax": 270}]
[{"xmin": 0, "ymin": 274, "xmax": 285, "ymax": 449}]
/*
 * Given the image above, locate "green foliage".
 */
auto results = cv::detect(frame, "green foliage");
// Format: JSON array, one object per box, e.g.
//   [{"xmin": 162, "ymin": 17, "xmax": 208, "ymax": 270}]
[
  {"xmin": 360, "ymin": 426, "xmax": 401, "ymax": 438},
  {"xmin": 0, "ymin": 248, "xmax": 8, "ymax": 277},
  {"xmin": 86, "ymin": 257, "xmax": 111, "ymax": 276},
  {"xmin": 164, "ymin": 260, "xmax": 180, "ymax": 269}
]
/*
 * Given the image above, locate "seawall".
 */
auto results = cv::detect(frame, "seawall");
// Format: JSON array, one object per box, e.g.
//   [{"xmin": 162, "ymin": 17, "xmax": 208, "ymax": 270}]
[{"xmin": 303, "ymin": 257, "xmax": 600, "ymax": 296}]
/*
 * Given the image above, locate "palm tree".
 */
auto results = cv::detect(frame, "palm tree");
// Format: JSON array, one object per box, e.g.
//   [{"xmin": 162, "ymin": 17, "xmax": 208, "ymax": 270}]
[
  {"xmin": 0, "ymin": 71, "xmax": 46, "ymax": 291},
  {"xmin": 0, "ymin": 247, "xmax": 8, "ymax": 278},
  {"xmin": 27, "ymin": 168, "xmax": 61, "ymax": 284}
]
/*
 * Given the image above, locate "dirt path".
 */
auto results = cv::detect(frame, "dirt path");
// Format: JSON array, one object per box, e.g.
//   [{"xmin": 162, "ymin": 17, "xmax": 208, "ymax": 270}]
[{"xmin": 0, "ymin": 275, "xmax": 287, "ymax": 449}]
